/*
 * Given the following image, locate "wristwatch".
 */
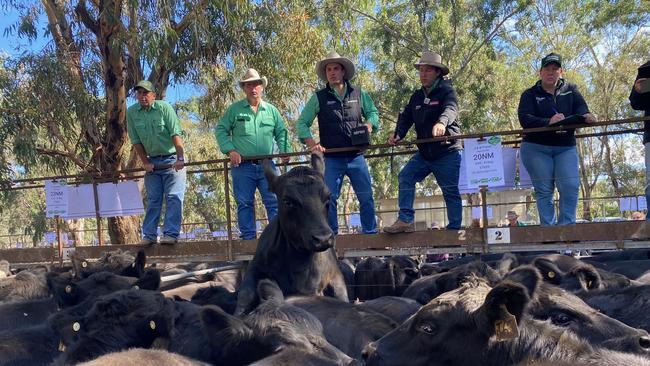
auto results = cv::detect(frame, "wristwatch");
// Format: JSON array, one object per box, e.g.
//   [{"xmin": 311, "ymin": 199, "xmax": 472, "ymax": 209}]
[{"xmin": 177, "ymin": 157, "xmax": 185, "ymax": 162}]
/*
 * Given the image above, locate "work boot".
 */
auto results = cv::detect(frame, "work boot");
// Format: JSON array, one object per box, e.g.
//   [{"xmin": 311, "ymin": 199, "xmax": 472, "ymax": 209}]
[
  {"xmin": 631, "ymin": 222, "xmax": 650, "ymax": 241},
  {"xmin": 140, "ymin": 238, "xmax": 156, "ymax": 246},
  {"xmin": 384, "ymin": 220, "xmax": 415, "ymax": 234},
  {"xmin": 160, "ymin": 235, "xmax": 178, "ymax": 245}
]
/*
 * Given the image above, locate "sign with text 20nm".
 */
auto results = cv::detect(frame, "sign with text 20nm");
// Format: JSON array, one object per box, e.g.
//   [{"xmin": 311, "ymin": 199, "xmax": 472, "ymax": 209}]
[
  {"xmin": 464, "ymin": 136, "xmax": 505, "ymax": 188},
  {"xmin": 45, "ymin": 180, "xmax": 69, "ymax": 217}
]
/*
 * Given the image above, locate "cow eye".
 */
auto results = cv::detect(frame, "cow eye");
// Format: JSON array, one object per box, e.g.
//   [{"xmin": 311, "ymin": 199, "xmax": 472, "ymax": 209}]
[
  {"xmin": 417, "ymin": 322, "xmax": 436, "ymax": 335},
  {"xmin": 550, "ymin": 313, "xmax": 573, "ymax": 326}
]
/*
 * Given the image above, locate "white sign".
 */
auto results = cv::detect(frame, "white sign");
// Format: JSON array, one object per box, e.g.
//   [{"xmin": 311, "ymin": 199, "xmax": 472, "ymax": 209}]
[
  {"xmin": 639, "ymin": 196, "xmax": 648, "ymax": 211},
  {"xmin": 471, "ymin": 206, "xmax": 493, "ymax": 219},
  {"xmin": 463, "ymin": 137, "xmax": 505, "ymax": 188},
  {"xmin": 45, "ymin": 180, "xmax": 69, "ymax": 217},
  {"xmin": 44, "ymin": 232, "xmax": 57, "ymax": 243},
  {"xmin": 487, "ymin": 227, "xmax": 511, "ymax": 244}
]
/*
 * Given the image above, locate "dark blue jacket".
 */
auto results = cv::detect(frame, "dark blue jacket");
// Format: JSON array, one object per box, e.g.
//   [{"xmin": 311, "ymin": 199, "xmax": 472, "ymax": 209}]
[
  {"xmin": 395, "ymin": 78, "xmax": 461, "ymax": 161},
  {"xmin": 629, "ymin": 61, "xmax": 650, "ymax": 144},
  {"xmin": 518, "ymin": 79, "xmax": 590, "ymax": 146}
]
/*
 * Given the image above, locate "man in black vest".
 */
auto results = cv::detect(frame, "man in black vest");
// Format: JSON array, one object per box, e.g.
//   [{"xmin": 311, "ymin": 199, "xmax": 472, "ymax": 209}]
[
  {"xmin": 385, "ymin": 51, "xmax": 462, "ymax": 233},
  {"xmin": 296, "ymin": 51, "xmax": 380, "ymax": 234}
]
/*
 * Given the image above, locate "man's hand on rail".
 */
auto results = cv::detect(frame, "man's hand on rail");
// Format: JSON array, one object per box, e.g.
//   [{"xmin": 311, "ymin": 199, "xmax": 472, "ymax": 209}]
[
  {"xmin": 387, "ymin": 134, "xmax": 401, "ymax": 145},
  {"xmin": 228, "ymin": 150, "xmax": 242, "ymax": 167},
  {"xmin": 143, "ymin": 163, "xmax": 154, "ymax": 173},
  {"xmin": 548, "ymin": 113, "xmax": 566, "ymax": 125},
  {"xmin": 305, "ymin": 137, "xmax": 326, "ymax": 153},
  {"xmin": 432, "ymin": 122, "xmax": 446, "ymax": 137},
  {"xmin": 280, "ymin": 155, "xmax": 290, "ymax": 164},
  {"xmin": 583, "ymin": 113, "xmax": 597, "ymax": 124}
]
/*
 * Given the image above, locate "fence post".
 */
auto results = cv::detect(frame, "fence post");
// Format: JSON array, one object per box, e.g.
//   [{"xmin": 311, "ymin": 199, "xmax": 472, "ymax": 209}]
[
  {"xmin": 92, "ymin": 180, "xmax": 103, "ymax": 246},
  {"xmin": 480, "ymin": 185, "xmax": 489, "ymax": 254},
  {"xmin": 223, "ymin": 161, "xmax": 233, "ymax": 261},
  {"xmin": 56, "ymin": 216, "xmax": 63, "ymax": 267}
]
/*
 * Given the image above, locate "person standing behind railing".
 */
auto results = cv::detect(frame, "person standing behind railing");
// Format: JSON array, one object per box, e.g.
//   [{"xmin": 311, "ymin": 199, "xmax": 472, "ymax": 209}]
[
  {"xmin": 517, "ymin": 53, "xmax": 596, "ymax": 226},
  {"xmin": 385, "ymin": 51, "xmax": 462, "ymax": 233},
  {"xmin": 215, "ymin": 68, "xmax": 291, "ymax": 241},
  {"xmin": 630, "ymin": 61, "xmax": 650, "ymax": 221}
]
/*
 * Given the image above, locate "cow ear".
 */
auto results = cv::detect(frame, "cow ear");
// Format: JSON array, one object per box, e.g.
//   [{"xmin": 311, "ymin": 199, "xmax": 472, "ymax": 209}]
[
  {"xmin": 571, "ymin": 265, "xmax": 601, "ymax": 291},
  {"xmin": 263, "ymin": 159, "xmax": 278, "ymax": 191},
  {"xmin": 201, "ymin": 305, "xmax": 239, "ymax": 330},
  {"xmin": 311, "ymin": 151, "xmax": 325, "ymax": 176},
  {"xmin": 257, "ymin": 279, "xmax": 284, "ymax": 303},
  {"xmin": 503, "ymin": 265, "xmax": 540, "ymax": 298},
  {"xmin": 497, "ymin": 253, "xmax": 519, "ymax": 277},
  {"xmin": 135, "ymin": 269, "xmax": 161, "ymax": 290},
  {"xmin": 532, "ymin": 257, "xmax": 563, "ymax": 285},
  {"xmin": 476, "ymin": 281, "xmax": 530, "ymax": 340}
]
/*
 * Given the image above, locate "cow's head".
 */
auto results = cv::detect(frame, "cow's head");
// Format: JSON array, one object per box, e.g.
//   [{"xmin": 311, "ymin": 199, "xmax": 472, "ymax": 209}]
[{"xmin": 264, "ymin": 152, "xmax": 334, "ymax": 252}]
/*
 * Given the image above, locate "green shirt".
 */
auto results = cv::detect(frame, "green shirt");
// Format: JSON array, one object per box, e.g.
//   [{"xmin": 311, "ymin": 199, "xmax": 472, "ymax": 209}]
[
  {"xmin": 215, "ymin": 99, "xmax": 291, "ymax": 157},
  {"xmin": 296, "ymin": 84, "xmax": 379, "ymax": 141},
  {"xmin": 126, "ymin": 100, "xmax": 183, "ymax": 156}
]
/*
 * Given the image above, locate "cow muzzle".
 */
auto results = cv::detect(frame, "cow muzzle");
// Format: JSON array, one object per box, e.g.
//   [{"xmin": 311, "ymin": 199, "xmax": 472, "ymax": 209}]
[{"xmin": 311, "ymin": 233, "xmax": 334, "ymax": 252}]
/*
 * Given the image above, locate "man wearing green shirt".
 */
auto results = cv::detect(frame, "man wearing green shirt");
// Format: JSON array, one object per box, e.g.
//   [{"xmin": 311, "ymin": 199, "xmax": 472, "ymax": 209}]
[
  {"xmin": 215, "ymin": 68, "xmax": 291, "ymax": 240},
  {"xmin": 296, "ymin": 51, "xmax": 379, "ymax": 234},
  {"xmin": 126, "ymin": 80, "xmax": 186, "ymax": 245}
]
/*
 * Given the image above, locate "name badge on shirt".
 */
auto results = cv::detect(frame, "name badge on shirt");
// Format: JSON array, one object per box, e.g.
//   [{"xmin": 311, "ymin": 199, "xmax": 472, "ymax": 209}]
[
  {"xmin": 415, "ymin": 105, "xmax": 422, "ymax": 110},
  {"xmin": 423, "ymin": 98, "xmax": 430, "ymax": 104}
]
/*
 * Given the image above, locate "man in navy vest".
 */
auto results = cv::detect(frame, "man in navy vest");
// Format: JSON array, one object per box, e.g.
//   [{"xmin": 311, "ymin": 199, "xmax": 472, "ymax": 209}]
[{"xmin": 296, "ymin": 51, "xmax": 380, "ymax": 235}]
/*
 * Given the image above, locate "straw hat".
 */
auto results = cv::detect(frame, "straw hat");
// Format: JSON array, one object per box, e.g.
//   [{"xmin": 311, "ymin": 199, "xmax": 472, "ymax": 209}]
[
  {"xmin": 414, "ymin": 51, "xmax": 449, "ymax": 76},
  {"xmin": 238, "ymin": 68, "xmax": 268, "ymax": 88},
  {"xmin": 316, "ymin": 51, "xmax": 356, "ymax": 81}
]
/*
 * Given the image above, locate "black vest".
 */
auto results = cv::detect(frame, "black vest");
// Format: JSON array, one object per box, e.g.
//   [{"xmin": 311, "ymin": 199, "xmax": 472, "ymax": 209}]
[{"xmin": 316, "ymin": 83, "xmax": 363, "ymax": 157}]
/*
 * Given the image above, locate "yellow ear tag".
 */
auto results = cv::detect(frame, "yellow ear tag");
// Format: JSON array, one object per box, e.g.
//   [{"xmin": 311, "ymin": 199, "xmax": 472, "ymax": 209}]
[
  {"xmin": 132, "ymin": 263, "xmax": 136, "ymax": 268},
  {"xmin": 72, "ymin": 322, "xmax": 81, "ymax": 332},
  {"xmin": 547, "ymin": 271, "xmax": 555, "ymax": 278},
  {"xmin": 65, "ymin": 285, "xmax": 72, "ymax": 294},
  {"xmin": 58, "ymin": 341, "xmax": 66, "ymax": 352},
  {"xmin": 150, "ymin": 320, "xmax": 156, "ymax": 330},
  {"xmin": 81, "ymin": 261, "xmax": 88, "ymax": 268},
  {"xmin": 494, "ymin": 306, "xmax": 519, "ymax": 341}
]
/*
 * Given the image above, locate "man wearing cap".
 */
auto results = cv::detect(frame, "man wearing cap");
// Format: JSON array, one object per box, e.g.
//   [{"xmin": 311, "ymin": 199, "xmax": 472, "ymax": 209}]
[
  {"xmin": 215, "ymin": 68, "xmax": 291, "ymax": 241},
  {"xmin": 630, "ymin": 61, "xmax": 650, "ymax": 239},
  {"xmin": 518, "ymin": 53, "xmax": 596, "ymax": 226},
  {"xmin": 127, "ymin": 80, "xmax": 186, "ymax": 245},
  {"xmin": 296, "ymin": 51, "xmax": 380, "ymax": 235},
  {"xmin": 385, "ymin": 51, "xmax": 462, "ymax": 233},
  {"xmin": 506, "ymin": 210, "xmax": 525, "ymax": 227}
]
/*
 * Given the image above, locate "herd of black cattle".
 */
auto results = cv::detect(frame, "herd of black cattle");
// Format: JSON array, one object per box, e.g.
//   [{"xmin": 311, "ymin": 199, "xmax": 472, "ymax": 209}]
[{"xmin": 3, "ymin": 153, "xmax": 650, "ymax": 365}]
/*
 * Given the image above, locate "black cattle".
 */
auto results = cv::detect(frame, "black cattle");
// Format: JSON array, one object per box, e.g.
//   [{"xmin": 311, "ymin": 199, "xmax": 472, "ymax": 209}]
[
  {"xmin": 356, "ymin": 296, "xmax": 422, "ymax": 324},
  {"xmin": 53, "ymin": 289, "xmax": 176, "ymax": 365},
  {"xmin": 354, "ymin": 256, "xmax": 420, "ymax": 301},
  {"xmin": 70, "ymin": 250, "xmax": 146, "ymax": 279},
  {"xmin": 363, "ymin": 267, "xmax": 650, "ymax": 366},
  {"xmin": 76, "ymin": 348, "xmax": 209, "ymax": 366},
  {"xmin": 245, "ymin": 279, "xmax": 356, "ymax": 365},
  {"xmin": 0, "ymin": 265, "xmax": 50, "ymax": 303},
  {"xmin": 583, "ymin": 259, "xmax": 650, "ymax": 280},
  {"xmin": 581, "ymin": 284, "xmax": 650, "ymax": 333},
  {"xmin": 402, "ymin": 260, "xmax": 501, "ymax": 304},
  {"xmin": 287, "ymin": 295, "xmax": 397, "ymax": 359},
  {"xmin": 190, "ymin": 285, "xmax": 238, "ymax": 314},
  {"xmin": 48, "ymin": 268, "xmax": 160, "ymax": 308},
  {"xmin": 0, "ymin": 297, "xmax": 57, "ymax": 330},
  {"xmin": 532, "ymin": 257, "xmax": 634, "ymax": 292},
  {"xmin": 234, "ymin": 153, "xmax": 348, "ymax": 315},
  {"xmin": 587, "ymin": 249, "xmax": 650, "ymax": 262}
]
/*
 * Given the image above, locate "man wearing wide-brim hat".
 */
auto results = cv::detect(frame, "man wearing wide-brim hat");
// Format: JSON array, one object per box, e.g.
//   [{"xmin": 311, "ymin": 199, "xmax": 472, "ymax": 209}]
[
  {"xmin": 296, "ymin": 51, "xmax": 380, "ymax": 235},
  {"xmin": 385, "ymin": 51, "xmax": 463, "ymax": 233},
  {"xmin": 215, "ymin": 68, "xmax": 291, "ymax": 241},
  {"xmin": 126, "ymin": 80, "xmax": 186, "ymax": 245}
]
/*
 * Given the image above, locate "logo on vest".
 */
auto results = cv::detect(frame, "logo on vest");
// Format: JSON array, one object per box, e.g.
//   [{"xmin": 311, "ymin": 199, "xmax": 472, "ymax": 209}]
[
  {"xmin": 535, "ymin": 97, "xmax": 545, "ymax": 103},
  {"xmin": 327, "ymin": 100, "xmax": 337, "ymax": 105}
]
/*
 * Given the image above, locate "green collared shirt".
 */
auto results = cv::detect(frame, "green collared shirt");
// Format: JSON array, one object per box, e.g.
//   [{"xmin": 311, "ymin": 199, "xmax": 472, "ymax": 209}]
[
  {"xmin": 126, "ymin": 100, "xmax": 183, "ymax": 156},
  {"xmin": 296, "ymin": 84, "xmax": 379, "ymax": 141},
  {"xmin": 215, "ymin": 99, "xmax": 291, "ymax": 157}
]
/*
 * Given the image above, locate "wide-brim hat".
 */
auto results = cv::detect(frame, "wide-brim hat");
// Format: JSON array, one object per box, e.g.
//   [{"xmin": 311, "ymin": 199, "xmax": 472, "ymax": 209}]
[
  {"xmin": 506, "ymin": 210, "xmax": 519, "ymax": 219},
  {"xmin": 238, "ymin": 68, "xmax": 268, "ymax": 88},
  {"xmin": 316, "ymin": 51, "xmax": 356, "ymax": 82},
  {"xmin": 414, "ymin": 51, "xmax": 449, "ymax": 76}
]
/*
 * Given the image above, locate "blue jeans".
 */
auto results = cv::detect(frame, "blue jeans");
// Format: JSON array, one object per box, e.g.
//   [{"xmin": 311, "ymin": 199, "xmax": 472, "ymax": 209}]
[
  {"xmin": 143, "ymin": 155, "xmax": 186, "ymax": 240},
  {"xmin": 232, "ymin": 161, "xmax": 279, "ymax": 240},
  {"xmin": 645, "ymin": 142, "xmax": 650, "ymax": 221},
  {"xmin": 397, "ymin": 151, "xmax": 462, "ymax": 230},
  {"xmin": 520, "ymin": 142, "xmax": 579, "ymax": 226},
  {"xmin": 324, "ymin": 155, "xmax": 377, "ymax": 234}
]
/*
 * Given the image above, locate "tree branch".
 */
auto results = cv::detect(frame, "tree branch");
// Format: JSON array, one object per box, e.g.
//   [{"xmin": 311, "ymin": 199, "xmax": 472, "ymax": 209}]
[
  {"xmin": 349, "ymin": 6, "xmax": 421, "ymax": 55},
  {"xmin": 75, "ymin": 0, "xmax": 99, "ymax": 35},
  {"xmin": 35, "ymin": 146, "xmax": 94, "ymax": 171},
  {"xmin": 173, "ymin": 0, "xmax": 209, "ymax": 34}
]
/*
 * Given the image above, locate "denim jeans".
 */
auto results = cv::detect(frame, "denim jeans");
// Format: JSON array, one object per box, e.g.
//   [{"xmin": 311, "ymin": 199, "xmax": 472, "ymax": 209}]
[
  {"xmin": 520, "ymin": 142, "xmax": 579, "ymax": 226},
  {"xmin": 143, "ymin": 155, "xmax": 186, "ymax": 240},
  {"xmin": 324, "ymin": 155, "xmax": 377, "ymax": 234},
  {"xmin": 645, "ymin": 142, "xmax": 650, "ymax": 221},
  {"xmin": 231, "ymin": 161, "xmax": 279, "ymax": 240},
  {"xmin": 397, "ymin": 151, "xmax": 462, "ymax": 229}
]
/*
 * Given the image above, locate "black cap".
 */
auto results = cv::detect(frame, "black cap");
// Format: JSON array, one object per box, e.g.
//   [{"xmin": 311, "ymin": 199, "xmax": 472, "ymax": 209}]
[{"xmin": 541, "ymin": 53, "xmax": 562, "ymax": 68}]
